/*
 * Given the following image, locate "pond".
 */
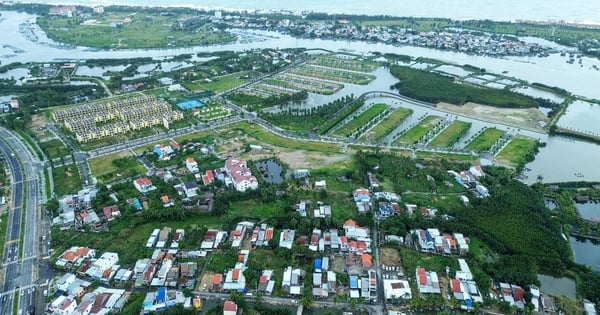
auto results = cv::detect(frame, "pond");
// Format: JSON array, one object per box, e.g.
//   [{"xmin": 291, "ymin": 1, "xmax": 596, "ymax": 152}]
[
  {"xmin": 576, "ymin": 202, "xmax": 600, "ymax": 221},
  {"xmin": 571, "ymin": 236, "xmax": 600, "ymax": 274},
  {"xmin": 537, "ymin": 274, "xmax": 576, "ymax": 298},
  {"xmin": 556, "ymin": 100, "xmax": 600, "ymax": 136},
  {"xmin": 257, "ymin": 159, "xmax": 285, "ymax": 184}
]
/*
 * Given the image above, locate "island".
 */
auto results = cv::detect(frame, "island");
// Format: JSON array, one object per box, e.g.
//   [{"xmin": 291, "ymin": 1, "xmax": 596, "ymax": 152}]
[{"xmin": 0, "ymin": 2, "xmax": 599, "ymax": 315}]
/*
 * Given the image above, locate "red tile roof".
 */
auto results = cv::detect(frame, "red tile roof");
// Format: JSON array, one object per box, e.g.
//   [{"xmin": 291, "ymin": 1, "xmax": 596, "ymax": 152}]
[
  {"xmin": 344, "ymin": 219, "xmax": 357, "ymax": 227},
  {"xmin": 451, "ymin": 279, "xmax": 462, "ymax": 293},
  {"xmin": 259, "ymin": 275, "xmax": 268, "ymax": 284},
  {"xmin": 223, "ymin": 300, "xmax": 237, "ymax": 312},
  {"xmin": 419, "ymin": 274, "xmax": 427, "ymax": 285},
  {"xmin": 213, "ymin": 273, "xmax": 222, "ymax": 285},
  {"xmin": 232, "ymin": 269, "xmax": 240, "ymax": 280}
]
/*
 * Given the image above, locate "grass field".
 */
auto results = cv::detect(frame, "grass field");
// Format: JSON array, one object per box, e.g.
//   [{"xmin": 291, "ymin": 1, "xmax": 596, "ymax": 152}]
[
  {"xmin": 361, "ymin": 107, "xmax": 413, "ymax": 141},
  {"xmin": 39, "ymin": 139, "xmax": 68, "ymax": 160},
  {"xmin": 333, "ymin": 104, "xmax": 389, "ymax": 137},
  {"xmin": 394, "ymin": 115, "xmax": 442, "ymax": 145},
  {"xmin": 290, "ymin": 65, "xmax": 376, "ymax": 85},
  {"xmin": 428, "ymin": 120, "xmax": 472, "ymax": 148},
  {"xmin": 88, "ymin": 151, "xmax": 146, "ymax": 184},
  {"xmin": 184, "ymin": 72, "xmax": 250, "ymax": 93},
  {"xmin": 464, "ymin": 128, "xmax": 505, "ymax": 152},
  {"xmin": 496, "ymin": 136, "xmax": 538, "ymax": 168},
  {"xmin": 229, "ymin": 121, "xmax": 342, "ymax": 153},
  {"xmin": 53, "ymin": 165, "xmax": 81, "ymax": 196},
  {"xmin": 416, "ymin": 151, "xmax": 479, "ymax": 163},
  {"xmin": 309, "ymin": 55, "xmax": 379, "ymax": 72}
]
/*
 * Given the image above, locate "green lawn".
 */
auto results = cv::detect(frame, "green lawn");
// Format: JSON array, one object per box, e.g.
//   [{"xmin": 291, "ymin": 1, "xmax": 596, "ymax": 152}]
[
  {"xmin": 185, "ymin": 72, "xmax": 250, "ymax": 93},
  {"xmin": 428, "ymin": 120, "xmax": 472, "ymax": 148},
  {"xmin": 39, "ymin": 139, "xmax": 68, "ymax": 160},
  {"xmin": 416, "ymin": 151, "xmax": 479, "ymax": 163},
  {"xmin": 88, "ymin": 151, "xmax": 146, "ymax": 184},
  {"xmin": 333, "ymin": 103, "xmax": 389, "ymax": 137},
  {"xmin": 53, "ymin": 165, "xmax": 81, "ymax": 196},
  {"xmin": 229, "ymin": 121, "xmax": 342, "ymax": 153},
  {"xmin": 464, "ymin": 128, "xmax": 505, "ymax": 152},
  {"xmin": 361, "ymin": 107, "xmax": 413, "ymax": 141},
  {"xmin": 309, "ymin": 55, "xmax": 379, "ymax": 72},
  {"xmin": 394, "ymin": 115, "xmax": 442, "ymax": 145},
  {"xmin": 496, "ymin": 136, "xmax": 538, "ymax": 168},
  {"xmin": 229, "ymin": 199, "xmax": 288, "ymax": 219}
]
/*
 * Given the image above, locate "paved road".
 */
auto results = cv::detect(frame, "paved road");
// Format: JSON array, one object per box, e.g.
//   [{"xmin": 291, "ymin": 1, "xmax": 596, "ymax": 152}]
[{"xmin": 0, "ymin": 127, "xmax": 45, "ymax": 315}]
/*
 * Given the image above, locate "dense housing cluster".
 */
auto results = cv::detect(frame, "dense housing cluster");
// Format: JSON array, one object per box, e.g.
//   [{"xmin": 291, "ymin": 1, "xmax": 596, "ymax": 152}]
[{"xmin": 51, "ymin": 95, "xmax": 183, "ymax": 143}]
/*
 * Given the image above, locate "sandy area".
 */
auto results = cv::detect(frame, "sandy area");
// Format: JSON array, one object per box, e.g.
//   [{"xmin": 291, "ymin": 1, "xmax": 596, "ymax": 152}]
[
  {"xmin": 436, "ymin": 102, "xmax": 549, "ymax": 133},
  {"xmin": 380, "ymin": 247, "xmax": 402, "ymax": 266},
  {"xmin": 198, "ymin": 270, "xmax": 215, "ymax": 292},
  {"xmin": 218, "ymin": 136, "xmax": 352, "ymax": 170}
]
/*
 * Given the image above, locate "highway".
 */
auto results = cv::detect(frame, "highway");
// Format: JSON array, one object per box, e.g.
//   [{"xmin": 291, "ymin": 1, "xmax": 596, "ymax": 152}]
[{"xmin": 0, "ymin": 127, "xmax": 45, "ymax": 315}]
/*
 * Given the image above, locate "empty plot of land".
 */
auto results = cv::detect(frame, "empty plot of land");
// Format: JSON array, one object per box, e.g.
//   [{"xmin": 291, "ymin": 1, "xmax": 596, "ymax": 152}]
[
  {"xmin": 496, "ymin": 136, "xmax": 538, "ymax": 168},
  {"xmin": 290, "ymin": 65, "xmax": 375, "ymax": 85},
  {"xmin": 361, "ymin": 107, "xmax": 413, "ymax": 141},
  {"xmin": 394, "ymin": 115, "xmax": 443, "ymax": 145},
  {"xmin": 333, "ymin": 103, "xmax": 389, "ymax": 137},
  {"xmin": 309, "ymin": 55, "xmax": 379, "ymax": 72},
  {"xmin": 89, "ymin": 150, "xmax": 146, "ymax": 184},
  {"xmin": 269, "ymin": 73, "xmax": 343, "ymax": 95},
  {"xmin": 429, "ymin": 120, "xmax": 472, "ymax": 148},
  {"xmin": 464, "ymin": 128, "xmax": 505, "ymax": 152}
]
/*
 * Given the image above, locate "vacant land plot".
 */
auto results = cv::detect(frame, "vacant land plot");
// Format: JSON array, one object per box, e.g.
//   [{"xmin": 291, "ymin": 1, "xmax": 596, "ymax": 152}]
[
  {"xmin": 333, "ymin": 103, "xmax": 389, "ymax": 137},
  {"xmin": 53, "ymin": 165, "xmax": 81, "ymax": 196},
  {"xmin": 89, "ymin": 151, "xmax": 146, "ymax": 184},
  {"xmin": 185, "ymin": 72, "xmax": 249, "ymax": 93},
  {"xmin": 380, "ymin": 247, "xmax": 402, "ymax": 266},
  {"xmin": 361, "ymin": 107, "xmax": 413, "ymax": 141},
  {"xmin": 496, "ymin": 136, "xmax": 538, "ymax": 168},
  {"xmin": 436, "ymin": 102, "xmax": 549, "ymax": 133},
  {"xmin": 394, "ymin": 115, "xmax": 442, "ymax": 145},
  {"xmin": 290, "ymin": 65, "xmax": 376, "ymax": 85},
  {"xmin": 39, "ymin": 139, "xmax": 68, "ymax": 160},
  {"xmin": 229, "ymin": 121, "xmax": 342, "ymax": 153},
  {"xmin": 428, "ymin": 120, "xmax": 472, "ymax": 148},
  {"xmin": 309, "ymin": 55, "xmax": 379, "ymax": 72},
  {"xmin": 464, "ymin": 128, "xmax": 505, "ymax": 152}
]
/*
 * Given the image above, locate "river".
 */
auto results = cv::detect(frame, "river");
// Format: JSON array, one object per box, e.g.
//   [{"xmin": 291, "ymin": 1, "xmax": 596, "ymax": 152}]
[{"xmin": 20, "ymin": 0, "xmax": 600, "ymax": 24}]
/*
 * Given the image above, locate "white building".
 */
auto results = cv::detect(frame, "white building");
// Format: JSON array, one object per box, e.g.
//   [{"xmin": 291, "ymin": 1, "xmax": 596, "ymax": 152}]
[
  {"xmin": 224, "ymin": 157, "xmax": 258, "ymax": 192},
  {"xmin": 185, "ymin": 157, "xmax": 199, "ymax": 173}
]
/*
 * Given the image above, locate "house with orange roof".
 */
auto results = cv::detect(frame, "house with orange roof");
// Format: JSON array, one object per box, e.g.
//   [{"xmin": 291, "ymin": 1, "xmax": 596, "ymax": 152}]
[
  {"xmin": 161, "ymin": 195, "xmax": 174, "ymax": 208},
  {"xmin": 212, "ymin": 273, "xmax": 223, "ymax": 291},
  {"xmin": 186, "ymin": 157, "xmax": 199, "ymax": 173},
  {"xmin": 56, "ymin": 246, "xmax": 96, "ymax": 268},
  {"xmin": 361, "ymin": 253, "xmax": 372, "ymax": 269}
]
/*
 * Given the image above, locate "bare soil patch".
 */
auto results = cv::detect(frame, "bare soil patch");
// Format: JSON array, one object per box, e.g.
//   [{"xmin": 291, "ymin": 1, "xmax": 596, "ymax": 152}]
[
  {"xmin": 436, "ymin": 102, "xmax": 549, "ymax": 133},
  {"xmin": 198, "ymin": 270, "xmax": 215, "ymax": 292},
  {"xmin": 380, "ymin": 247, "xmax": 402, "ymax": 266}
]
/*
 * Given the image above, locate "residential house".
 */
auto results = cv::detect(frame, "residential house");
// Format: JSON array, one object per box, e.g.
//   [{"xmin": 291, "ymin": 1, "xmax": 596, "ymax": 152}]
[
  {"xmin": 231, "ymin": 224, "xmax": 247, "ymax": 248},
  {"xmin": 344, "ymin": 219, "xmax": 370, "ymax": 241},
  {"xmin": 279, "ymin": 229, "xmax": 295, "ymax": 249},
  {"xmin": 314, "ymin": 180, "xmax": 327, "ymax": 190},
  {"xmin": 367, "ymin": 172, "xmax": 380, "ymax": 188},
  {"xmin": 183, "ymin": 181, "xmax": 199, "ymax": 198},
  {"xmin": 134, "ymin": 177, "xmax": 157, "ymax": 194},
  {"xmin": 383, "ymin": 279, "xmax": 411, "ymax": 301},
  {"xmin": 224, "ymin": 157, "xmax": 258, "ymax": 192},
  {"xmin": 102, "ymin": 205, "xmax": 120, "ymax": 221},
  {"xmin": 161, "ymin": 195, "xmax": 174, "ymax": 208},
  {"xmin": 353, "ymin": 189, "xmax": 370, "ymax": 202},
  {"xmin": 258, "ymin": 270, "xmax": 275, "ymax": 295},
  {"xmin": 86, "ymin": 252, "xmax": 119, "ymax": 280},
  {"xmin": 314, "ymin": 204, "xmax": 332, "ymax": 218},
  {"xmin": 170, "ymin": 229, "xmax": 184, "ymax": 248},
  {"xmin": 186, "ymin": 157, "xmax": 199, "ymax": 173},
  {"xmin": 202, "ymin": 169, "xmax": 215, "ymax": 185},
  {"xmin": 223, "ymin": 300, "xmax": 238, "ymax": 315},
  {"xmin": 154, "ymin": 144, "xmax": 175, "ymax": 161},
  {"xmin": 416, "ymin": 268, "xmax": 441, "ymax": 294}
]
